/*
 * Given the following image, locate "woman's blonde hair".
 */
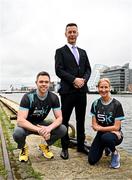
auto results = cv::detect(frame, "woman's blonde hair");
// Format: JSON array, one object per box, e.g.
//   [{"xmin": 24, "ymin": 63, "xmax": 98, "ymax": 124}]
[{"xmin": 97, "ymin": 78, "xmax": 111, "ymax": 87}]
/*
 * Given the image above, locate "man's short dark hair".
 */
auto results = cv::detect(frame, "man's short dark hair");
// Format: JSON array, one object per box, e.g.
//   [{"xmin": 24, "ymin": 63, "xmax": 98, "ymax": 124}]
[
  {"xmin": 36, "ymin": 71, "xmax": 50, "ymax": 81},
  {"xmin": 66, "ymin": 23, "xmax": 78, "ymax": 29}
]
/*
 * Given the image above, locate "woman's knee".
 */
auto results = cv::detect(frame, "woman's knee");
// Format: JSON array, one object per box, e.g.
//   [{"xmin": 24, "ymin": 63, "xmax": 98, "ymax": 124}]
[
  {"xmin": 101, "ymin": 133, "xmax": 114, "ymax": 144},
  {"xmin": 88, "ymin": 155, "xmax": 97, "ymax": 165},
  {"xmin": 88, "ymin": 148, "xmax": 100, "ymax": 165}
]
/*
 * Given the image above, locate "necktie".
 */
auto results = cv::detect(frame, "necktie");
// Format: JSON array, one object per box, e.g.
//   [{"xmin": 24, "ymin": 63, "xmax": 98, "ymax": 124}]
[{"xmin": 72, "ymin": 46, "xmax": 79, "ymax": 65}]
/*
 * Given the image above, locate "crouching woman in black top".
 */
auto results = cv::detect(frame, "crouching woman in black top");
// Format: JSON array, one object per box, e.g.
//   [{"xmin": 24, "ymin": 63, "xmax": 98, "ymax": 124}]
[{"xmin": 88, "ymin": 78, "xmax": 125, "ymax": 169}]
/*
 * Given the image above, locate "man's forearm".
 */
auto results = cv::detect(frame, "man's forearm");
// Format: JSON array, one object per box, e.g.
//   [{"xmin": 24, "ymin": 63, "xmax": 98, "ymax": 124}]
[{"xmin": 17, "ymin": 118, "xmax": 40, "ymax": 132}]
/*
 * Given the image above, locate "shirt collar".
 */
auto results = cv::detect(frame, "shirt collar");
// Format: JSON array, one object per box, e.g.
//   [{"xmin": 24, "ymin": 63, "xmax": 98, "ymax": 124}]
[
  {"xmin": 36, "ymin": 89, "xmax": 48, "ymax": 101},
  {"xmin": 66, "ymin": 43, "xmax": 77, "ymax": 51}
]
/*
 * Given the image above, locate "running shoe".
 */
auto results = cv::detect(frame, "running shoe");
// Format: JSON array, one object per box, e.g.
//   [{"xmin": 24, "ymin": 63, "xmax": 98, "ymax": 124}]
[
  {"xmin": 110, "ymin": 151, "xmax": 120, "ymax": 169},
  {"xmin": 19, "ymin": 145, "xmax": 29, "ymax": 162},
  {"xmin": 39, "ymin": 144, "xmax": 54, "ymax": 159}
]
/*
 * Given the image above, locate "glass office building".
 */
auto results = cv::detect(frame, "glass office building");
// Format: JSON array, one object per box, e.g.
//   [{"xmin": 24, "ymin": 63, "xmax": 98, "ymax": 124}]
[{"xmin": 100, "ymin": 63, "xmax": 131, "ymax": 92}]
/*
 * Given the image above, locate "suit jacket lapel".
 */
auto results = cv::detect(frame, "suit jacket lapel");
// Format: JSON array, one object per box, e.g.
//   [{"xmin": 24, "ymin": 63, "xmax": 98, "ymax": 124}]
[
  {"xmin": 64, "ymin": 45, "xmax": 79, "ymax": 66},
  {"xmin": 77, "ymin": 47, "xmax": 82, "ymax": 65}
]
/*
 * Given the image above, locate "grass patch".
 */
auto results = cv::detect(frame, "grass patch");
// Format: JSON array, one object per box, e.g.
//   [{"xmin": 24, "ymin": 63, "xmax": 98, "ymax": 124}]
[
  {"xmin": 9, "ymin": 123, "xmax": 15, "ymax": 130},
  {"xmin": 0, "ymin": 146, "xmax": 7, "ymax": 178},
  {"xmin": 0, "ymin": 125, "xmax": 8, "ymax": 179},
  {"xmin": 53, "ymin": 139, "xmax": 61, "ymax": 148},
  {"xmin": 27, "ymin": 167, "xmax": 43, "ymax": 180},
  {"xmin": 0, "ymin": 165, "xmax": 7, "ymax": 178},
  {"xmin": 0, "ymin": 106, "xmax": 43, "ymax": 180}
]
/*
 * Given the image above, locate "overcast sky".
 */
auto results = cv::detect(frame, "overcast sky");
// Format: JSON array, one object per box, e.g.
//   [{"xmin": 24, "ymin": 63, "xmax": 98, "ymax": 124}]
[{"xmin": 0, "ymin": 0, "xmax": 132, "ymax": 89}]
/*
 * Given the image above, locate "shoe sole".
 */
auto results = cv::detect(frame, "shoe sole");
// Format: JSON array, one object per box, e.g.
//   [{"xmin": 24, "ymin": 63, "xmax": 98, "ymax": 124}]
[
  {"xmin": 60, "ymin": 154, "xmax": 69, "ymax": 160},
  {"xmin": 19, "ymin": 159, "xmax": 28, "ymax": 162},
  {"xmin": 110, "ymin": 163, "xmax": 120, "ymax": 169},
  {"xmin": 19, "ymin": 157, "xmax": 28, "ymax": 162}
]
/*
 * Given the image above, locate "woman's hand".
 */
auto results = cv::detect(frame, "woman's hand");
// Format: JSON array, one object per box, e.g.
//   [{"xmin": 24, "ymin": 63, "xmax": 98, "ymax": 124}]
[
  {"xmin": 111, "ymin": 131, "xmax": 122, "ymax": 140},
  {"xmin": 92, "ymin": 124, "xmax": 102, "ymax": 131}
]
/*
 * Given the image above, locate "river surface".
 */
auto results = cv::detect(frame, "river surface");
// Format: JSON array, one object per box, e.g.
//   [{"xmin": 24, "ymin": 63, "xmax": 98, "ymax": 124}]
[{"xmin": 1, "ymin": 93, "xmax": 132, "ymax": 154}]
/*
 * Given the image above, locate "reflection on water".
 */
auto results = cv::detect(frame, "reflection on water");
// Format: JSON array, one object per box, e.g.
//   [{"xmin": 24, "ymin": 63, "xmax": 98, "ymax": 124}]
[
  {"xmin": 1, "ymin": 93, "xmax": 132, "ymax": 154},
  {"xmin": 115, "ymin": 95, "xmax": 132, "ymax": 153}
]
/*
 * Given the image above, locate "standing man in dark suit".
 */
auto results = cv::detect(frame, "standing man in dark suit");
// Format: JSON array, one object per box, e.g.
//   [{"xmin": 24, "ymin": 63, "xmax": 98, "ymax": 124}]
[{"xmin": 55, "ymin": 23, "xmax": 91, "ymax": 159}]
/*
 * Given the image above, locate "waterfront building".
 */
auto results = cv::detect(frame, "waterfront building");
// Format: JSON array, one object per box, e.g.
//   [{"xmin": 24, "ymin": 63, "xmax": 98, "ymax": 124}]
[
  {"xmin": 100, "ymin": 63, "xmax": 132, "ymax": 92},
  {"xmin": 128, "ymin": 68, "xmax": 132, "ymax": 92},
  {"xmin": 46, "ymin": 63, "xmax": 132, "ymax": 93}
]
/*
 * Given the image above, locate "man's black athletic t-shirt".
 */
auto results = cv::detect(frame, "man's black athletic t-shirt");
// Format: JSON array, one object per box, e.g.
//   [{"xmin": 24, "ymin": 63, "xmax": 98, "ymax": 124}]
[{"xmin": 19, "ymin": 90, "xmax": 60, "ymax": 123}]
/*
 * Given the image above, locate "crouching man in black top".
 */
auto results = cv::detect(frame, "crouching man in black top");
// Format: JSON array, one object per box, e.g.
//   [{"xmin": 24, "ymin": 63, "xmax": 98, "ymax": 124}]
[{"xmin": 13, "ymin": 71, "xmax": 67, "ymax": 162}]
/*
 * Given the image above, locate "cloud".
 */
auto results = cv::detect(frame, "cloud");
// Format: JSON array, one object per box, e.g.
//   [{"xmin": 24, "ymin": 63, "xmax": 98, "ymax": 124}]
[{"xmin": 0, "ymin": 0, "xmax": 132, "ymax": 89}]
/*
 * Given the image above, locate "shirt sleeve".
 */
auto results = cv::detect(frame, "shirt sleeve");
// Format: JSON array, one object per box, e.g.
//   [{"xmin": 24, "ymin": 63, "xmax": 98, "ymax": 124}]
[
  {"xmin": 115, "ymin": 102, "xmax": 125, "ymax": 121},
  {"xmin": 90, "ymin": 101, "xmax": 97, "ymax": 116},
  {"xmin": 19, "ymin": 94, "xmax": 30, "ymax": 110},
  {"xmin": 52, "ymin": 94, "xmax": 61, "ymax": 111}
]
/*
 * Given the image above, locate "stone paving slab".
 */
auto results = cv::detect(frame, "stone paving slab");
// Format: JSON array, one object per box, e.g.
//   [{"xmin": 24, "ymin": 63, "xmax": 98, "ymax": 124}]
[{"xmin": 19, "ymin": 135, "xmax": 132, "ymax": 180}]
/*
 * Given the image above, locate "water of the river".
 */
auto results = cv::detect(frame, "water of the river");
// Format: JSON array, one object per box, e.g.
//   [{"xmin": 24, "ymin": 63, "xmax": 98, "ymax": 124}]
[{"xmin": 1, "ymin": 93, "xmax": 132, "ymax": 154}]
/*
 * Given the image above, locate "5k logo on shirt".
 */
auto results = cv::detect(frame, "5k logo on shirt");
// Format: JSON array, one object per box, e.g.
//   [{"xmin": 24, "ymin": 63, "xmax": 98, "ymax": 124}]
[{"xmin": 97, "ymin": 113, "xmax": 113, "ymax": 124}]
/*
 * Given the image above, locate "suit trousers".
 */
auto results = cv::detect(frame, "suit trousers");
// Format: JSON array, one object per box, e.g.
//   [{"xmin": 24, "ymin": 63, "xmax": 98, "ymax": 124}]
[{"xmin": 60, "ymin": 92, "xmax": 87, "ymax": 150}]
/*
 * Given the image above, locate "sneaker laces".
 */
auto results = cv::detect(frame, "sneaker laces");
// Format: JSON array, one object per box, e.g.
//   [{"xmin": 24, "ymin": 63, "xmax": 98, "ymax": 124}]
[
  {"xmin": 21, "ymin": 147, "xmax": 26, "ymax": 155},
  {"xmin": 45, "ymin": 146, "xmax": 50, "ymax": 152}
]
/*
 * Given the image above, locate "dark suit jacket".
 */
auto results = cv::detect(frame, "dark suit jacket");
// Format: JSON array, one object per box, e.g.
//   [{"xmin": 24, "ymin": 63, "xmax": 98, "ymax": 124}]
[{"xmin": 55, "ymin": 45, "xmax": 91, "ymax": 95}]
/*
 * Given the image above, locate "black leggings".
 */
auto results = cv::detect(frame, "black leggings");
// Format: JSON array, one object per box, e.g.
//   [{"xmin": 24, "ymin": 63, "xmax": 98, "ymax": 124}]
[{"xmin": 88, "ymin": 131, "xmax": 123, "ymax": 165}]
